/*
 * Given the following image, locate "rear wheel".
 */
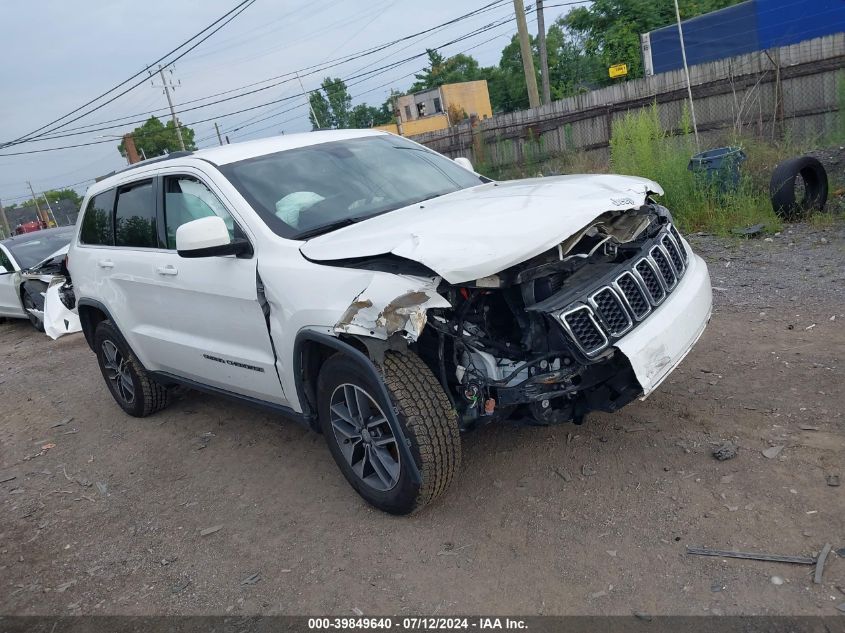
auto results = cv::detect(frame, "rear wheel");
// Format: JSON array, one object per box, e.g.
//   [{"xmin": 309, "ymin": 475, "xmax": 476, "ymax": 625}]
[
  {"xmin": 93, "ymin": 320, "xmax": 169, "ymax": 417},
  {"xmin": 317, "ymin": 351, "xmax": 461, "ymax": 514}
]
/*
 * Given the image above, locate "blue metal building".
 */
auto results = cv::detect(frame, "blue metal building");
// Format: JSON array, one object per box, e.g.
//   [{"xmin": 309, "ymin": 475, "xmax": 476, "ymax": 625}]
[{"xmin": 641, "ymin": 0, "xmax": 845, "ymax": 75}]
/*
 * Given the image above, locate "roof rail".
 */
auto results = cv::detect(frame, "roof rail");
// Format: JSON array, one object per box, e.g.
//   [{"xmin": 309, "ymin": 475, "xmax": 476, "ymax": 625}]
[{"xmin": 96, "ymin": 151, "xmax": 194, "ymax": 182}]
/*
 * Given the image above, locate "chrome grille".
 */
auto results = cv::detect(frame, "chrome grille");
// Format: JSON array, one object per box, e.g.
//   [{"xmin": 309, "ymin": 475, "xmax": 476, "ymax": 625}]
[
  {"xmin": 635, "ymin": 259, "xmax": 665, "ymax": 303},
  {"xmin": 558, "ymin": 224, "xmax": 688, "ymax": 357},
  {"xmin": 590, "ymin": 288, "xmax": 632, "ymax": 337},
  {"xmin": 661, "ymin": 234, "xmax": 684, "ymax": 273},
  {"xmin": 561, "ymin": 307, "xmax": 607, "ymax": 355},
  {"xmin": 614, "ymin": 272, "xmax": 650, "ymax": 320},
  {"xmin": 650, "ymin": 246, "xmax": 677, "ymax": 289},
  {"xmin": 669, "ymin": 225, "xmax": 688, "ymax": 263}
]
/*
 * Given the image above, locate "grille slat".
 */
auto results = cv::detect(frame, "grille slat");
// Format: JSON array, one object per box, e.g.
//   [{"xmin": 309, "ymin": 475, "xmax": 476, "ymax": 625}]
[
  {"xmin": 591, "ymin": 288, "xmax": 631, "ymax": 336},
  {"xmin": 670, "ymin": 225, "xmax": 688, "ymax": 263},
  {"xmin": 635, "ymin": 259, "xmax": 665, "ymax": 303},
  {"xmin": 562, "ymin": 307, "xmax": 607, "ymax": 355},
  {"xmin": 650, "ymin": 246, "xmax": 677, "ymax": 288},
  {"xmin": 661, "ymin": 234, "xmax": 684, "ymax": 273},
  {"xmin": 615, "ymin": 272, "xmax": 650, "ymax": 320}
]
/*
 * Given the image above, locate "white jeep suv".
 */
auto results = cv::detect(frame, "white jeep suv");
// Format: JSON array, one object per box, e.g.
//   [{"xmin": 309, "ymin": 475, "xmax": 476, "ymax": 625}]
[{"xmin": 68, "ymin": 129, "xmax": 712, "ymax": 514}]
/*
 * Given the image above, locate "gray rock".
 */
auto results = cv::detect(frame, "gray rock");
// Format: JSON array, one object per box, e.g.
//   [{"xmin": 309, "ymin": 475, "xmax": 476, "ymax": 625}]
[{"xmin": 713, "ymin": 442, "xmax": 738, "ymax": 461}]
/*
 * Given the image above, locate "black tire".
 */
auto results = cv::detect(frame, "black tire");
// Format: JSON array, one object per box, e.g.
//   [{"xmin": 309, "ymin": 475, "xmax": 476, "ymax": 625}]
[
  {"xmin": 93, "ymin": 320, "xmax": 169, "ymax": 417},
  {"xmin": 770, "ymin": 156, "xmax": 828, "ymax": 220},
  {"xmin": 20, "ymin": 285, "xmax": 44, "ymax": 332},
  {"xmin": 317, "ymin": 351, "xmax": 461, "ymax": 515}
]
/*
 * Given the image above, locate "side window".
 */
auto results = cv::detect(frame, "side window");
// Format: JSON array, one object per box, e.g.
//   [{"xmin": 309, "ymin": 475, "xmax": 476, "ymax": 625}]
[
  {"xmin": 163, "ymin": 176, "xmax": 237, "ymax": 250},
  {"xmin": 114, "ymin": 180, "xmax": 157, "ymax": 248},
  {"xmin": 0, "ymin": 248, "xmax": 13, "ymax": 271},
  {"xmin": 80, "ymin": 189, "xmax": 116, "ymax": 246}
]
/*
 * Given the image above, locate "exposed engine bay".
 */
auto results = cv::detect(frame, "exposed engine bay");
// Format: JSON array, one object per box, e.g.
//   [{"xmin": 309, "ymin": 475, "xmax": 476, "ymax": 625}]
[{"xmin": 412, "ymin": 203, "xmax": 687, "ymax": 428}]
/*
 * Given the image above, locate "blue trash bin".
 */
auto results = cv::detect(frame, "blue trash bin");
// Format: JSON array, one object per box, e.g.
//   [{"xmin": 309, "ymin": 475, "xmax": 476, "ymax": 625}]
[{"xmin": 688, "ymin": 146, "xmax": 747, "ymax": 193}]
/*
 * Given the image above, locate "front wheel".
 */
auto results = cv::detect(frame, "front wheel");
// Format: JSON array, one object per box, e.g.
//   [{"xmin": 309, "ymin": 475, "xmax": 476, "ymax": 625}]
[
  {"xmin": 20, "ymin": 285, "xmax": 43, "ymax": 331},
  {"xmin": 317, "ymin": 351, "xmax": 461, "ymax": 515},
  {"xmin": 93, "ymin": 320, "xmax": 169, "ymax": 417}
]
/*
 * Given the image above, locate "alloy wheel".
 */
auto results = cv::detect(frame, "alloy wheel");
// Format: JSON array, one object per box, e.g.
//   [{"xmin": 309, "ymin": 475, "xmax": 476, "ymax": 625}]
[
  {"xmin": 101, "ymin": 340, "xmax": 136, "ymax": 405},
  {"xmin": 329, "ymin": 383, "xmax": 400, "ymax": 491}
]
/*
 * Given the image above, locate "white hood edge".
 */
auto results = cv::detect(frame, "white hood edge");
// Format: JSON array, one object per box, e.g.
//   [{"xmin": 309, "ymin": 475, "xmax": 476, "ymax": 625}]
[{"xmin": 300, "ymin": 174, "xmax": 663, "ymax": 285}]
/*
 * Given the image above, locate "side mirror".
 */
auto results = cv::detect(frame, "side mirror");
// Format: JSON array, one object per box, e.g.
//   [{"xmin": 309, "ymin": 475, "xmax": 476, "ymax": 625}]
[
  {"xmin": 176, "ymin": 216, "xmax": 252, "ymax": 259},
  {"xmin": 454, "ymin": 157, "xmax": 474, "ymax": 172}
]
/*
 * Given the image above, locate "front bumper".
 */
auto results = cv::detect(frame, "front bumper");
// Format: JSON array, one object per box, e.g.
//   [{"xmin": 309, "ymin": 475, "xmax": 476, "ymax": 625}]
[{"xmin": 615, "ymin": 252, "xmax": 712, "ymax": 397}]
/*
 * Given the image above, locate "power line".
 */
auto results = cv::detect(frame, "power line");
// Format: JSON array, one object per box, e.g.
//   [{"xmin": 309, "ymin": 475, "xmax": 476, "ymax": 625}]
[
  {"xmin": 2, "ymin": 8, "xmax": 518, "ymax": 152},
  {"xmin": 5, "ymin": 0, "xmax": 513, "ymax": 146},
  {"xmin": 0, "ymin": 0, "xmax": 257, "ymax": 149},
  {"xmin": 217, "ymin": 23, "xmax": 517, "ymax": 142}
]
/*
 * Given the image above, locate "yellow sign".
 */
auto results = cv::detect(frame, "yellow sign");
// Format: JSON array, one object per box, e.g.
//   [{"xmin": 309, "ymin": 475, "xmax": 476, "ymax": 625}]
[{"xmin": 609, "ymin": 63, "xmax": 628, "ymax": 78}]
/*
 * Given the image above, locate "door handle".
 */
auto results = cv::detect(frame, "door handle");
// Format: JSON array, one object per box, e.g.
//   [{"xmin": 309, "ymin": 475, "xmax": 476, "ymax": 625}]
[
  {"xmin": 155, "ymin": 265, "xmax": 178, "ymax": 276},
  {"xmin": 98, "ymin": 259, "xmax": 114, "ymax": 269}
]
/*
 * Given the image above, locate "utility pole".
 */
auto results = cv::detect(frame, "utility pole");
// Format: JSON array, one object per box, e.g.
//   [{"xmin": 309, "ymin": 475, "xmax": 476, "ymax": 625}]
[
  {"xmin": 27, "ymin": 181, "xmax": 47, "ymax": 225},
  {"xmin": 41, "ymin": 193, "xmax": 58, "ymax": 227},
  {"xmin": 536, "ymin": 0, "xmax": 551, "ymax": 105},
  {"xmin": 297, "ymin": 72, "xmax": 322, "ymax": 129},
  {"xmin": 391, "ymin": 90, "xmax": 404, "ymax": 136},
  {"xmin": 674, "ymin": 0, "xmax": 700, "ymax": 150},
  {"xmin": 214, "ymin": 122, "xmax": 224, "ymax": 146},
  {"xmin": 513, "ymin": 0, "xmax": 540, "ymax": 109},
  {"xmin": 122, "ymin": 133, "xmax": 141, "ymax": 164},
  {"xmin": 155, "ymin": 65, "xmax": 186, "ymax": 151},
  {"xmin": 0, "ymin": 198, "xmax": 10, "ymax": 238}
]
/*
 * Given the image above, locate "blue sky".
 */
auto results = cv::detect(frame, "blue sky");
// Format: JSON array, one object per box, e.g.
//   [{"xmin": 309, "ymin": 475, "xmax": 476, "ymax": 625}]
[{"xmin": 0, "ymin": 0, "xmax": 580, "ymax": 207}]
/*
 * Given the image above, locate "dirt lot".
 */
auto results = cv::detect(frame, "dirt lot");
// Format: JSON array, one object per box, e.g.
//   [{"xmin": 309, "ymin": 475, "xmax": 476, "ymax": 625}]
[{"xmin": 1, "ymin": 222, "xmax": 843, "ymax": 617}]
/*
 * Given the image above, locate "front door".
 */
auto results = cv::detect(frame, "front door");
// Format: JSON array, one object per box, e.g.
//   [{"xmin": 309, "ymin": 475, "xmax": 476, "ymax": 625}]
[{"xmin": 106, "ymin": 173, "xmax": 286, "ymax": 405}]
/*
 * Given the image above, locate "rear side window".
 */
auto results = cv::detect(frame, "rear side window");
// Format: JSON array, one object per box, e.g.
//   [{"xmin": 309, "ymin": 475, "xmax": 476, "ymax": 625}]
[
  {"xmin": 114, "ymin": 180, "xmax": 157, "ymax": 248},
  {"xmin": 80, "ymin": 189, "xmax": 116, "ymax": 245}
]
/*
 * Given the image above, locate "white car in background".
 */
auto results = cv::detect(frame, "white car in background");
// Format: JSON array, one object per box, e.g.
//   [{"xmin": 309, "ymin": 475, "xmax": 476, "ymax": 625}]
[
  {"xmin": 0, "ymin": 226, "xmax": 79, "ymax": 336},
  {"xmin": 66, "ymin": 130, "xmax": 712, "ymax": 514}
]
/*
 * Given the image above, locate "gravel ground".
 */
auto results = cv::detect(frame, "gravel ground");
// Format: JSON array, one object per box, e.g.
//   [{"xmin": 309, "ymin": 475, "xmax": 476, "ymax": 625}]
[{"xmin": 0, "ymin": 221, "xmax": 843, "ymax": 617}]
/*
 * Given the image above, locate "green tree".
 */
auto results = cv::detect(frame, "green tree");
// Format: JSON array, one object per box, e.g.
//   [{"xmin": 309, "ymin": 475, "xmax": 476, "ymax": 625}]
[
  {"xmin": 118, "ymin": 116, "xmax": 196, "ymax": 158},
  {"xmin": 563, "ymin": 0, "xmax": 745, "ymax": 81},
  {"xmin": 545, "ymin": 22, "xmax": 606, "ymax": 98},
  {"xmin": 485, "ymin": 35, "xmax": 541, "ymax": 113},
  {"xmin": 44, "ymin": 188, "xmax": 82, "ymax": 207},
  {"xmin": 410, "ymin": 50, "xmax": 487, "ymax": 92},
  {"xmin": 349, "ymin": 104, "xmax": 382, "ymax": 128},
  {"xmin": 308, "ymin": 90, "xmax": 332, "ymax": 130},
  {"xmin": 309, "ymin": 77, "xmax": 352, "ymax": 129}
]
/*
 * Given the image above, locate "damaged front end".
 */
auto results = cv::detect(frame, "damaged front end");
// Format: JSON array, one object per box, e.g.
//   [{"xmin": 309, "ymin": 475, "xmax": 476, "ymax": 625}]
[
  {"xmin": 21, "ymin": 253, "xmax": 80, "ymax": 339},
  {"xmin": 406, "ymin": 203, "xmax": 695, "ymax": 428}
]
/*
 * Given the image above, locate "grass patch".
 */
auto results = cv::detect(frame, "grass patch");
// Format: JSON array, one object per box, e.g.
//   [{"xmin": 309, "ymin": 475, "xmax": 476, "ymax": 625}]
[{"xmin": 609, "ymin": 105, "xmax": 781, "ymax": 234}]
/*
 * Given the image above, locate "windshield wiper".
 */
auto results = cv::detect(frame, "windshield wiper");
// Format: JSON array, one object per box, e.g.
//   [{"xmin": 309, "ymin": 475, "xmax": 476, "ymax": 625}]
[{"xmin": 295, "ymin": 216, "xmax": 366, "ymax": 240}]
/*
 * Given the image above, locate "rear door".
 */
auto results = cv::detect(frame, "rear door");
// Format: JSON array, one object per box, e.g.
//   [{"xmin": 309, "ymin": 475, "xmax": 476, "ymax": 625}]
[
  {"xmin": 0, "ymin": 245, "xmax": 24, "ymax": 317},
  {"xmin": 71, "ymin": 188, "xmax": 117, "ymax": 321},
  {"xmin": 111, "ymin": 170, "xmax": 286, "ymax": 404}
]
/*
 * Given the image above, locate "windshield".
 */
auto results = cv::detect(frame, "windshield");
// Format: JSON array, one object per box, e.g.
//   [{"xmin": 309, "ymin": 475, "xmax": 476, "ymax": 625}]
[
  {"xmin": 6, "ymin": 228, "xmax": 73, "ymax": 269},
  {"xmin": 220, "ymin": 135, "xmax": 486, "ymax": 239}
]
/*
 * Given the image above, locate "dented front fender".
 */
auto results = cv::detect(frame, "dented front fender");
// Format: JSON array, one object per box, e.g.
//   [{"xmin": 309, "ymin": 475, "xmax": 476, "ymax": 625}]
[{"xmin": 333, "ymin": 275, "xmax": 451, "ymax": 341}]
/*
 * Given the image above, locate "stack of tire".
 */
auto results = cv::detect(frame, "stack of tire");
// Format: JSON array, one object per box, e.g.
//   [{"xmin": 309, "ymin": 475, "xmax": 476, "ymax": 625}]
[{"xmin": 770, "ymin": 156, "xmax": 828, "ymax": 220}]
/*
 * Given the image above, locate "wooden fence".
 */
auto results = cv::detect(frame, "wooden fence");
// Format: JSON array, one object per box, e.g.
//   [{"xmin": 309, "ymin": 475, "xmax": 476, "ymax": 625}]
[{"xmin": 410, "ymin": 34, "xmax": 845, "ymax": 169}]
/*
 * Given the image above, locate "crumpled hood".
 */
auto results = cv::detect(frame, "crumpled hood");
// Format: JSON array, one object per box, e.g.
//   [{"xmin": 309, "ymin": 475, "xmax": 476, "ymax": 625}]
[{"xmin": 300, "ymin": 174, "xmax": 663, "ymax": 284}]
